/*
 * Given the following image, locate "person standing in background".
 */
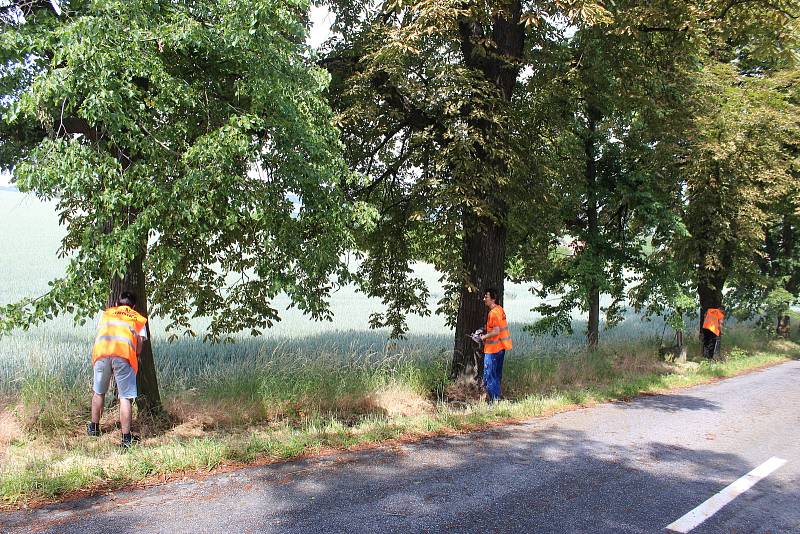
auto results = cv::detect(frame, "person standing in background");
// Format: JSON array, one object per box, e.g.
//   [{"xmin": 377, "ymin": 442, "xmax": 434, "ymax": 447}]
[{"xmin": 701, "ymin": 307, "xmax": 725, "ymax": 359}]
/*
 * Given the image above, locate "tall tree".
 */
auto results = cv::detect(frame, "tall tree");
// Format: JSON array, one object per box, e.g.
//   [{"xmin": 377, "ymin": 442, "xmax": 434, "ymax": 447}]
[
  {"xmin": 515, "ymin": 17, "xmax": 691, "ymax": 347},
  {"xmin": 682, "ymin": 66, "xmax": 792, "ymax": 315},
  {"xmin": 0, "ymin": 0, "xmax": 350, "ymax": 413},
  {"xmin": 321, "ymin": 0, "xmax": 611, "ymax": 376},
  {"xmin": 725, "ymin": 67, "xmax": 800, "ymax": 328},
  {"xmin": 627, "ymin": 1, "xmax": 799, "ymax": 338},
  {"xmin": 675, "ymin": 0, "xmax": 799, "ymax": 322}
]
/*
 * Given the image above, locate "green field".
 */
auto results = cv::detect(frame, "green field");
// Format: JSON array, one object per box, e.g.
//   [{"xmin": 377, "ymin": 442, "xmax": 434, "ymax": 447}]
[{"xmin": 0, "ymin": 189, "xmax": 675, "ymax": 398}]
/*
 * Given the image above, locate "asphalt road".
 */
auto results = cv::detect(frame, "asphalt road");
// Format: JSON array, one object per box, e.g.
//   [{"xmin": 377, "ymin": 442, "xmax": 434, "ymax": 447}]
[{"xmin": 3, "ymin": 360, "xmax": 799, "ymax": 533}]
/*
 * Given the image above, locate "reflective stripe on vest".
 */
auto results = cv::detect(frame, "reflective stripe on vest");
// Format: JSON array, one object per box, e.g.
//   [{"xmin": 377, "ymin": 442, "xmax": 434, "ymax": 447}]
[
  {"xmin": 97, "ymin": 320, "xmax": 136, "ymax": 334},
  {"xmin": 485, "ymin": 330, "xmax": 511, "ymax": 346},
  {"xmin": 96, "ymin": 335, "xmax": 136, "ymax": 350}
]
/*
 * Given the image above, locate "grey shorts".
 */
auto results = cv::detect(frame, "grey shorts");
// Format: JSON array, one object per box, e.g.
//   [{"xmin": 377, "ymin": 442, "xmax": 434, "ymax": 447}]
[{"xmin": 93, "ymin": 357, "xmax": 137, "ymax": 399}]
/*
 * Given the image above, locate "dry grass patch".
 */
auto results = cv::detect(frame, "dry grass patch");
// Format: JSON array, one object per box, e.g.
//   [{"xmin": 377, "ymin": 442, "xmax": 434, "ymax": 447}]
[
  {"xmin": 767, "ymin": 338, "xmax": 800, "ymax": 354},
  {"xmin": 612, "ymin": 349, "xmax": 672, "ymax": 377},
  {"xmin": 673, "ymin": 361, "xmax": 701, "ymax": 374},
  {"xmin": 165, "ymin": 417, "xmax": 215, "ymax": 440},
  {"xmin": 364, "ymin": 385, "xmax": 435, "ymax": 417},
  {"xmin": 0, "ymin": 405, "xmax": 24, "ymax": 457},
  {"xmin": 444, "ymin": 372, "xmax": 484, "ymax": 403},
  {"xmin": 166, "ymin": 394, "xmax": 256, "ymax": 431}
]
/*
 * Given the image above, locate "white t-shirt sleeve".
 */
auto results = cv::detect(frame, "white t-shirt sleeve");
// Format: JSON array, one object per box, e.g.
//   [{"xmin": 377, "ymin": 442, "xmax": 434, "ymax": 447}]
[{"xmin": 137, "ymin": 325, "xmax": 148, "ymax": 339}]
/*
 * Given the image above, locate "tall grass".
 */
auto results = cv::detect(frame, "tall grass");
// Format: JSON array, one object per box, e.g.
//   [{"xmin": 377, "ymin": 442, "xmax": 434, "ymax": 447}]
[
  {"xmin": 1, "ymin": 190, "xmax": 786, "ymax": 428},
  {"xmin": 2, "ymin": 337, "xmax": 795, "ymax": 507},
  {"xmin": 0, "ymin": 190, "xmax": 674, "ymax": 393}
]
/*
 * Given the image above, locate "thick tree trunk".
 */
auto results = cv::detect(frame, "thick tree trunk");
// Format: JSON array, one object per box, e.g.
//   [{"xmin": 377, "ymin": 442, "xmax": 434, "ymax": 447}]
[
  {"xmin": 584, "ymin": 107, "xmax": 601, "ymax": 348},
  {"xmin": 697, "ymin": 272, "xmax": 725, "ymax": 359},
  {"xmin": 107, "ymin": 248, "xmax": 162, "ymax": 416},
  {"xmin": 762, "ymin": 224, "xmax": 779, "ymax": 276},
  {"xmin": 783, "ymin": 213, "xmax": 798, "ymax": 295},
  {"xmin": 451, "ymin": 1, "xmax": 523, "ymax": 378},
  {"xmin": 452, "ymin": 216, "xmax": 507, "ymax": 378},
  {"xmin": 587, "ymin": 286, "xmax": 600, "ymax": 348},
  {"xmin": 697, "ymin": 277, "xmax": 724, "ymax": 325},
  {"xmin": 691, "ymin": 162, "xmax": 730, "ymax": 341}
]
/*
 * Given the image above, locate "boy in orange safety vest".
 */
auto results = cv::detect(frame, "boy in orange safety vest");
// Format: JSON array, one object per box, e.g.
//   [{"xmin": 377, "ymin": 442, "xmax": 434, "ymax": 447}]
[
  {"xmin": 87, "ymin": 291, "xmax": 148, "ymax": 448},
  {"xmin": 701, "ymin": 307, "xmax": 725, "ymax": 359},
  {"xmin": 479, "ymin": 288, "xmax": 512, "ymax": 402}
]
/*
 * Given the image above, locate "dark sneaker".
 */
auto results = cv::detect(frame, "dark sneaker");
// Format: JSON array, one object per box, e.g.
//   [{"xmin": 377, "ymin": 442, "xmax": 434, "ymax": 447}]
[
  {"xmin": 121, "ymin": 433, "xmax": 140, "ymax": 449},
  {"xmin": 87, "ymin": 423, "xmax": 101, "ymax": 437}
]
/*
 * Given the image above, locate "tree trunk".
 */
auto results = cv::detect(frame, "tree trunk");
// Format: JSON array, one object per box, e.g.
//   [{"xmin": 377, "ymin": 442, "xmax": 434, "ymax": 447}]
[
  {"xmin": 783, "ymin": 213, "xmax": 798, "ymax": 295},
  {"xmin": 587, "ymin": 286, "xmax": 600, "ymax": 348},
  {"xmin": 697, "ymin": 278, "xmax": 724, "ymax": 326},
  {"xmin": 762, "ymin": 223, "xmax": 779, "ymax": 276},
  {"xmin": 585, "ymin": 105, "xmax": 601, "ymax": 348},
  {"xmin": 452, "ymin": 215, "xmax": 507, "ymax": 378},
  {"xmin": 451, "ymin": 1, "xmax": 524, "ymax": 378},
  {"xmin": 108, "ymin": 248, "xmax": 162, "ymax": 416},
  {"xmin": 692, "ymin": 161, "xmax": 730, "ymax": 339}
]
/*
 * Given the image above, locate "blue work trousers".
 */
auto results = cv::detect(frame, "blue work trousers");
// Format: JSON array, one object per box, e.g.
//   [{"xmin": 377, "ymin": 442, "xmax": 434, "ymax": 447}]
[{"xmin": 483, "ymin": 349, "xmax": 506, "ymax": 401}]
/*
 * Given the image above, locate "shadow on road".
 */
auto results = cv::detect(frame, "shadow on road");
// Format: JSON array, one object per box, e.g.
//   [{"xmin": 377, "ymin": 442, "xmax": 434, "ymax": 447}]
[
  {"xmin": 616, "ymin": 394, "xmax": 721, "ymax": 413},
  {"xmin": 7, "ymin": 422, "xmax": 797, "ymax": 533}
]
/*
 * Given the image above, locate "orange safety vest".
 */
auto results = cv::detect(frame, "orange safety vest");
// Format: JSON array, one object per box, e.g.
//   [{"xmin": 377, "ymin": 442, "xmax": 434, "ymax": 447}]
[
  {"xmin": 91, "ymin": 305, "xmax": 148, "ymax": 374},
  {"xmin": 702, "ymin": 308, "xmax": 725, "ymax": 337},
  {"xmin": 485, "ymin": 305, "xmax": 512, "ymax": 354}
]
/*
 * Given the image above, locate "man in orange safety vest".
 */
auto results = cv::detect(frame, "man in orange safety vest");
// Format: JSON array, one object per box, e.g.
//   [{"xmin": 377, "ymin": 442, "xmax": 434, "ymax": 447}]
[
  {"xmin": 87, "ymin": 291, "xmax": 148, "ymax": 448},
  {"xmin": 479, "ymin": 288, "xmax": 512, "ymax": 402},
  {"xmin": 701, "ymin": 307, "xmax": 725, "ymax": 359}
]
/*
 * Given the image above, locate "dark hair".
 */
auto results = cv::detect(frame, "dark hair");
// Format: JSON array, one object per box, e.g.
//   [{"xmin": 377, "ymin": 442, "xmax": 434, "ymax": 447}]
[
  {"xmin": 483, "ymin": 287, "xmax": 499, "ymax": 302},
  {"xmin": 118, "ymin": 291, "xmax": 137, "ymax": 308}
]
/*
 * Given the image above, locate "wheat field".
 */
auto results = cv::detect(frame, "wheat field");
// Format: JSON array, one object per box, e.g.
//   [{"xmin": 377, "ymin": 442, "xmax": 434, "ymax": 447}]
[{"xmin": 0, "ymin": 190, "xmax": 671, "ymax": 399}]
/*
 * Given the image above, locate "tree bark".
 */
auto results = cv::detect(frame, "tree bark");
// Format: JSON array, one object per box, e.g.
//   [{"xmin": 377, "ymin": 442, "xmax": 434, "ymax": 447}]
[
  {"xmin": 692, "ymin": 162, "xmax": 730, "ymax": 338},
  {"xmin": 783, "ymin": 213, "xmax": 798, "ymax": 295},
  {"xmin": 587, "ymin": 287, "xmax": 600, "ymax": 348},
  {"xmin": 585, "ymin": 106, "xmax": 601, "ymax": 348},
  {"xmin": 451, "ymin": 215, "xmax": 507, "ymax": 378},
  {"xmin": 451, "ymin": 1, "xmax": 524, "ymax": 378},
  {"xmin": 762, "ymin": 223, "xmax": 779, "ymax": 276},
  {"xmin": 697, "ymin": 276, "xmax": 724, "ymax": 325},
  {"xmin": 107, "ymin": 245, "xmax": 162, "ymax": 416}
]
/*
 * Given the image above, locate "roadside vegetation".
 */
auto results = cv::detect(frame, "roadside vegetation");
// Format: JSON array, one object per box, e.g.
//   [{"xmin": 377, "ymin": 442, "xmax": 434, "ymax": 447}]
[{"xmin": 1, "ymin": 321, "xmax": 797, "ymax": 508}]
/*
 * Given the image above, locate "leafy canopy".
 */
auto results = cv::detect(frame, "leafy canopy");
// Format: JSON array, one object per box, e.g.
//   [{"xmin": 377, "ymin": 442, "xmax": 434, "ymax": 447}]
[{"xmin": 0, "ymin": 0, "xmax": 351, "ymax": 339}]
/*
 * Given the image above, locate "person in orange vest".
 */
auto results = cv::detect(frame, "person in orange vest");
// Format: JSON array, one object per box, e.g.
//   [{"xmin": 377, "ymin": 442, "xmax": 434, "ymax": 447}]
[
  {"xmin": 87, "ymin": 291, "xmax": 148, "ymax": 448},
  {"xmin": 479, "ymin": 287, "xmax": 512, "ymax": 402},
  {"xmin": 701, "ymin": 307, "xmax": 725, "ymax": 359}
]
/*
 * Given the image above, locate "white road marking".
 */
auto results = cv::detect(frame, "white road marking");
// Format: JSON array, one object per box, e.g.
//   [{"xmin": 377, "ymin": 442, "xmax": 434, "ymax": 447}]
[{"xmin": 666, "ymin": 456, "xmax": 787, "ymax": 533}]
